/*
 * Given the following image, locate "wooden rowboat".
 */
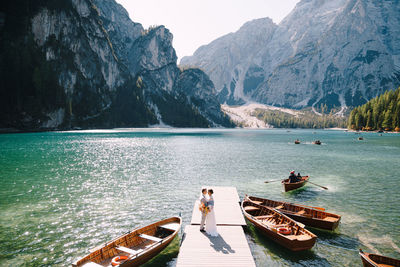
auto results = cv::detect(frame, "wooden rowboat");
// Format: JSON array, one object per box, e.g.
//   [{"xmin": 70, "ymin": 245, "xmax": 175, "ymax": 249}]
[
  {"xmin": 241, "ymin": 197, "xmax": 316, "ymax": 251},
  {"xmin": 359, "ymin": 249, "xmax": 400, "ymax": 267},
  {"xmin": 72, "ymin": 217, "xmax": 181, "ymax": 267},
  {"xmin": 246, "ymin": 195, "xmax": 341, "ymax": 230},
  {"xmin": 282, "ymin": 176, "xmax": 309, "ymax": 192}
]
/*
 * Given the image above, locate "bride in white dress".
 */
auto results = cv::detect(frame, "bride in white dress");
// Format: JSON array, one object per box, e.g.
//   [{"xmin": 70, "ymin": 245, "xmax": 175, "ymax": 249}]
[{"xmin": 205, "ymin": 189, "xmax": 218, "ymax": 236}]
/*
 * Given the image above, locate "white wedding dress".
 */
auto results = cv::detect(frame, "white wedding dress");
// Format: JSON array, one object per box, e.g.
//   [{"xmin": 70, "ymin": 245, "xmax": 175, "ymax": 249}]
[{"xmin": 205, "ymin": 196, "xmax": 218, "ymax": 236}]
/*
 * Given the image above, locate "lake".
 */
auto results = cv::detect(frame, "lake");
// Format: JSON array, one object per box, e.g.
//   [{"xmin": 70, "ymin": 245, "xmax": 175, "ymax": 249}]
[{"xmin": 0, "ymin": 129, "xmax": 399, "ymax": 266}]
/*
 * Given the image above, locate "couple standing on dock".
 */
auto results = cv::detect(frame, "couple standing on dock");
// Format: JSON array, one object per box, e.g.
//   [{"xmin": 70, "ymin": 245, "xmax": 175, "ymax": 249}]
[{"xmin": 199, "ymin": 188, "xmax": 218, "ymax": 236}]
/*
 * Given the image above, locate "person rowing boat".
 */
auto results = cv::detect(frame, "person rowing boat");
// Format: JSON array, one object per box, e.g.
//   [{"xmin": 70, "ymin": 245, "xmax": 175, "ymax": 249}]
[{"xmin": 288, "ymin": 170, "xmax": 300, "ymax": 183}]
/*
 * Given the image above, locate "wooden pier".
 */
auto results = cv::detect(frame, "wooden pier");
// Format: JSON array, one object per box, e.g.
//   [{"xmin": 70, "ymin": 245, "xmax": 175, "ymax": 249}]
[{"xmin": 176, "ymin": 186, "xmax": 255, "ymax": 267}]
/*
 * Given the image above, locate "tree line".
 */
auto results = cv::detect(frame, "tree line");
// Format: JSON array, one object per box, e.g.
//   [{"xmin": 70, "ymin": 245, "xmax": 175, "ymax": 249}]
[
  {"xmin": 253, "ymin": 108, "xmax": 347, "ymax": 129},
  {"xmin": 347, "ymin": 87, "xmax": 400, "ymax": 131}
]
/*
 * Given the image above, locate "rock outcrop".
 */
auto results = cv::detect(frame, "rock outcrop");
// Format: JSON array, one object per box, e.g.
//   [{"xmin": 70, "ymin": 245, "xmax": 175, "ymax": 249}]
[{"xmin": 0, "ymin": 0, "xmax": 231, "ymax": 130}]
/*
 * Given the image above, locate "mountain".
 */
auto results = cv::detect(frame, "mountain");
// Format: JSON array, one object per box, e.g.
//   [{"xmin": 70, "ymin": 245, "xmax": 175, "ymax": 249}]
[
  {"xmin": 0, "ymin": 0, "xmax": 233, "ymax": 131},
  {"xmin": 181, "ymin": 0, "xmax": 400, "ymax": 112}
]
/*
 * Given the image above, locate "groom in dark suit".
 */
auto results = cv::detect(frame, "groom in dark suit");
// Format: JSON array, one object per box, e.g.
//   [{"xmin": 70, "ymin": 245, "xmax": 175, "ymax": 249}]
[{"xmin": 200, "ymin": 188, "xmax": 208, "ymax": 232}]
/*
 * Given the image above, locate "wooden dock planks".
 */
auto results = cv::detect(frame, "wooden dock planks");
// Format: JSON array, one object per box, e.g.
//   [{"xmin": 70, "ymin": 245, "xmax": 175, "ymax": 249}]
[{"xmin": 177, "ymin": 187, "xmax": 255, "ymax": 267}]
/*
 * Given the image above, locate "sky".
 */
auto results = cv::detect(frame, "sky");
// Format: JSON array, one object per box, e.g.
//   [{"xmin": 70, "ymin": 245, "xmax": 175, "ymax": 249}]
[{"xmin": 115, "ymin": 0, "xmax": 300, "ymax": 61}]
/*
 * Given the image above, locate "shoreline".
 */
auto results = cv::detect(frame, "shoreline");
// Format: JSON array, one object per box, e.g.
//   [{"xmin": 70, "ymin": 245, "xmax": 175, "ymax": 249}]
[{"xmin": 2, "ymin": 126, "xmax": 399, "ymax": 135}]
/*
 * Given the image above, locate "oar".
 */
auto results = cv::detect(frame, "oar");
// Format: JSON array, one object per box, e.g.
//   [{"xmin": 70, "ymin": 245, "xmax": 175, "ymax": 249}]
[
  {"xmin": 264, "ymin": 179, "xmax": 282, "ymax": 183},
  {"xmin": 308, "ymin": 181, "xmax": 328, "ymax": 190}
]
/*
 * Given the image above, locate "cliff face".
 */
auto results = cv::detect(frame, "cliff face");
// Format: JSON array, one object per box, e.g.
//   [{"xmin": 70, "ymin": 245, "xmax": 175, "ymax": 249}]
[
  {"xmin": 181, "ymin": 0, "xmax": 400, "ymax": 111},
  {"xmin": 0, "ymin": 0, "xmax": 231, "ymax": 130}
]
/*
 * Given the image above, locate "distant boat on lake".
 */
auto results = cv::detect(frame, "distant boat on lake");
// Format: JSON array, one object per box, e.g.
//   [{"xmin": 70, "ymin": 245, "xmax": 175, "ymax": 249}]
[
  {"xmin": 282, "ymin": 176, "xmax": 309, "ymax": 192},
  {"xmin": 313, "ymin": 140, "xmax": 321, "ymax": 145}
]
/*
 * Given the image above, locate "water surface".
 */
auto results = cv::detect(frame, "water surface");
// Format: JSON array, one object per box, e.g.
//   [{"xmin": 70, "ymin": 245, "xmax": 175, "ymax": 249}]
[{"xmin": 0, "ymin": 129, "xmax": 399, "ymax": 266}]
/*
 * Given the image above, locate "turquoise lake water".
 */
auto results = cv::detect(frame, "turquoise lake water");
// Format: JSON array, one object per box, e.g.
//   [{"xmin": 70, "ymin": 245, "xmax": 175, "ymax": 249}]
[{"xmin": 0, "ymin": 129, "xmax": 399, "ymax": 266}]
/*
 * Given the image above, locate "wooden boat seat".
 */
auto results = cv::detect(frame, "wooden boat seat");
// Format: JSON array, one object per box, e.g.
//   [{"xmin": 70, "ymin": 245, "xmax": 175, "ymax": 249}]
[
  {"xmin": 254, "ymin": 215, "xmax": 274, "ymax": 220},
  {"xmin": 139, "ymin": 234, "xmax": 162, "ymax": 243},
  {"xmin": 296, "ymin": 234, "xmax": 312, "ymax": 241},
  {"xmin": 376, "ymin": 264, "xmax": 395, "ymax": 267},
  {"xmin": 284, "ymin": 234, "xmax": 310, "ymax": 241},
  {"xmin": 284, "ymin": 235, "xmax": 297, "ymax": 240},
  {"xmin": 273, "ymin": 224, "xmax": 289, "ymax": 228},
  {"xmin": 116, "ymin": 246, "xmax": 143, "ymax": 255},
  {"xmin": 244, "ymin": 206, "xmax": 260, "ymax": 211},
  {"xmin": 159, "ymin": 223, "xmax": 180, "ymax": 231},
  {"xmin": 323, "ymin": 216, "xmax": 337, "ymax": 222},
  {"xmin": 296, "ymin": 210, "xmax": 306, "ymax": 215},
  {"xmin": 251, "ymin": 200, "xmax": 263, "ymax": 205},
  {"xmin": 81, "ymin": 262, "xmax": 103, "ymax": 267},
  {"xmin": 275, "ymin": 205, "xmax": 284, "ymax": 209}
]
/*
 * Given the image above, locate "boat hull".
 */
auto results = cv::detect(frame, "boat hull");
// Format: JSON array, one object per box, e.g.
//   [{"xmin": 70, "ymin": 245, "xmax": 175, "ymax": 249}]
[
  {"xmin": 247, "ymin": 196, "xmax": 341, "ymax": 231},
  {"xmin": 282, "ymin": 176, "xmax": 309, "ymax": 192},
  {"xmin": 284, "ymin": 213, "xmax": 339, "ymax": 231},
  {"xmin": 73, "ymin": 217, "xmax": 181, "ymax": 267},
  {"xmin": 241, "ymin": 199, "xmax": 316, "ymax": 251},
  {"xmin": 245, "ymin": 213, "xmax": 316, "ymax": 251},
  {"xmin": 359, "ymin": 249, "xmax": 400, "ymax": 267},
  {"xmin": 120, "ymin": 237, "xmax": 175, "ymax": 267}
]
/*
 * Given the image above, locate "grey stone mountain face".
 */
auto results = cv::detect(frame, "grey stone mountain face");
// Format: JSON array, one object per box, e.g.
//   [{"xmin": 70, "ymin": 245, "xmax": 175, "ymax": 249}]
[
  {"xmin": 180, "ymin": 0, "xmax": 400, "ymax": 111},
  {"xmin": 5, "ymin": 0, "xmax": 230, "ymax": 129}
]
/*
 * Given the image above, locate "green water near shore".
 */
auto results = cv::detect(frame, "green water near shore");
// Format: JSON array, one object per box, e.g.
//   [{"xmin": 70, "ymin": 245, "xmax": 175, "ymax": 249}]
[{"xmin": 0, "ymin": 129, "xmax": 399, "ymax": 266}]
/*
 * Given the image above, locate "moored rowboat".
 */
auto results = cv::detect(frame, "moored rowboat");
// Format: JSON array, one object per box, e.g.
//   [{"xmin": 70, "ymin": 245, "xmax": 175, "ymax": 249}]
[
  {"xmin": 246, "ymin": 195, "xmax": 341, "ymax": 230},
  {"xmin": 241, "ymin": 196, "xmax": 316, "ymax": 251},
  {"xmin": 359, "ymin": 249, "xmax": 400, "ymax": 267},
  {"xmin": 282, "ymin": 176, "xmax": 309, "ymax": 192},
  {"xmin": 72, "ymin": 217, "xmax": 181, "ymax": 267}
]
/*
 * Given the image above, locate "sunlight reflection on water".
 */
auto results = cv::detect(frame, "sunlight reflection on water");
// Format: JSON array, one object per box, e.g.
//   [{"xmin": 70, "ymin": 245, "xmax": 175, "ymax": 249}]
[{"xmin": 0, "ymin": 129, "xmax": 399, "ymax": 266}]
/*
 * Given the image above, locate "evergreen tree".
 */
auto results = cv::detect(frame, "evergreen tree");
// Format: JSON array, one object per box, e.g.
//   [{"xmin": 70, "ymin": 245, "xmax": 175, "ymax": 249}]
[{"xmin": 347, "ymin": 87, "xmax": 400, "ymax": 131}]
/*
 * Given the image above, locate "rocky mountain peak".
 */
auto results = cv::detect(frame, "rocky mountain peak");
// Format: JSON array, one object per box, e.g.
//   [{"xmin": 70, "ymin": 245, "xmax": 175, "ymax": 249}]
[{"xmin": 181, "ymin": 0, "xmax": 400, "ymax": 110}]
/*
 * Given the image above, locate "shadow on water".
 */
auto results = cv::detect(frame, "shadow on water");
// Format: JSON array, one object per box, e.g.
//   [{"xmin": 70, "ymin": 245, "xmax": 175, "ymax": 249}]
[
  {"xmin": 283, "ymin": 186, "xmax": 322, "ymax": 202},
  {"xmin": 310, "ymin": 228, "xmax": 360, "ymax": 252},
  {"xmin": 244, "ymin": 223, "xmax": 332, "ymax": 266},
  {"xmin": 202, "ymin": 232, "xmax": 236, "ymax": 254},
  {"xmin": 141, "ymin": 235, "xmax": 180, "ymax": 267}
]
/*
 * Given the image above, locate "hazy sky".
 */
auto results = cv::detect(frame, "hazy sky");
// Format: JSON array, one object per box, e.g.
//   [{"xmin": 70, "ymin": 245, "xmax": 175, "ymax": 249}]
[{"xmin": 115, "ymin": 0, "xmax": 300, "ymax": 61}]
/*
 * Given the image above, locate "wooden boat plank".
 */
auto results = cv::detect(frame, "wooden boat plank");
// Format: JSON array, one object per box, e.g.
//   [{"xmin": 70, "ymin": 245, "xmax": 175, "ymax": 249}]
[
  {"xmin": 323, "ymin": 216, "xmax": 338, "ymax": 222},
  {"xmin": 81, "ymin": 262, "xmax": 102, "ymax": 267},
  {"xmin": 139, "ymin": 234, "xmax": 162, "ymax": 243},
  {"xmin": 116, "ymin": 246, "xmax": 142, "ymax": 255},
  {"xmin": 244, "ymin": 206, "xmax": 260, "ymax": 211},
  {"xmin": 159, "ymin": 223, "xmax": 180, "ymax": 231},
  {"xmin": 254, "ymin": 215, "xmax": 274, "ymax": 219}
]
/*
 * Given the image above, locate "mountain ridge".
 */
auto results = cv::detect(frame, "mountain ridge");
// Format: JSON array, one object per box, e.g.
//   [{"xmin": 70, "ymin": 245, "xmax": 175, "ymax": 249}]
[{"xmin": 181, "ymin": 0, "xmax": 400, "ymax": 111}]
